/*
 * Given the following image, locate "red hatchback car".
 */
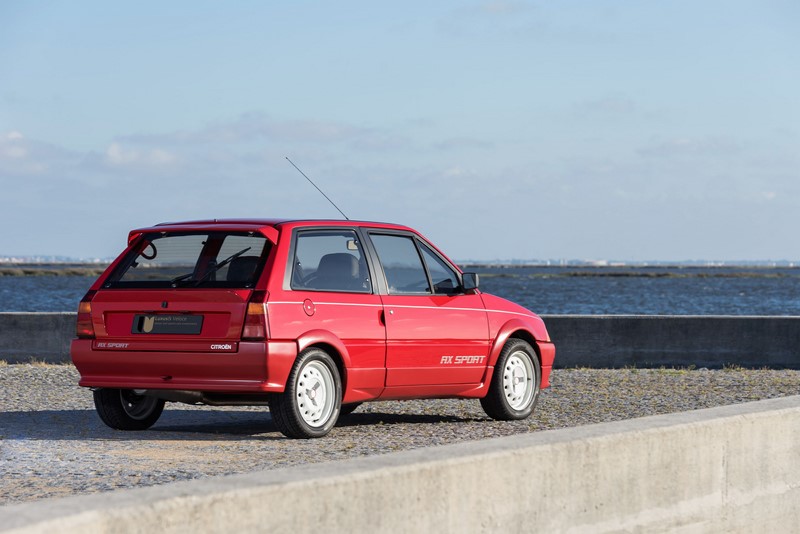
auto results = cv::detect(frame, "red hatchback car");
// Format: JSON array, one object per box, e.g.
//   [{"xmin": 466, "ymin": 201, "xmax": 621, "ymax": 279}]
[{"xmin": 71, "ymin": 219, "xmax": 555, "ymax": 438}]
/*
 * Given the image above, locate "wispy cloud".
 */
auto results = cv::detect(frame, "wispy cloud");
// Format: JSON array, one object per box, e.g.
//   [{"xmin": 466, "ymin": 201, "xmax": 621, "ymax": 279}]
[
  {"xmin": 118, "ymin": 112, "xmax": 372, "ymax": 146},
  {"xmin": 439, "ymin": 1, "xmax": 541, "ymax": 39},
  {"xmin": 472, "ymin": 1, "xmax": 534, "ymax": 16},
  {"xmin": 0, "ymin": 131, "xmax": 77, "ymax": 176},
  {"xmin": 636, "ymin": 136, "xmax": 744, "ymax": 158},
  {"xmin": 435, "ymin": 137, "xmax": 494, "ymax": 151},
  {"xmin": 575, "ymin": 96, "xmax": 638, "ymax": 116}
]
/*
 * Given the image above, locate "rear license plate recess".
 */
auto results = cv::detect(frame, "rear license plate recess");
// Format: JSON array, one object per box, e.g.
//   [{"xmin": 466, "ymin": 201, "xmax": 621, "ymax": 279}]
[{"xmin": 132, "ymin": 314, "xmax": 204, "ymax": 335}]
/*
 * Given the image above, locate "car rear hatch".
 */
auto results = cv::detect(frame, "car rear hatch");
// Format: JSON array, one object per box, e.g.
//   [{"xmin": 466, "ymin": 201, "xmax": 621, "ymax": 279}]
[
  {"xmin": 91, "ymin": 288, "xmax": 256, "ymax": 353},
  {"xmin": 73, "ymin": 228, "xmax": 273, "ymax": 389}
]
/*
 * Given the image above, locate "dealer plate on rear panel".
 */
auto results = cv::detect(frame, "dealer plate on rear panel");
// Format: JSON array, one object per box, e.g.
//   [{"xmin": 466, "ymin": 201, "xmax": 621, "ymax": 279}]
[{"xmin": 132, "ymin": 314, "xmax": 204, "ymax": 335}]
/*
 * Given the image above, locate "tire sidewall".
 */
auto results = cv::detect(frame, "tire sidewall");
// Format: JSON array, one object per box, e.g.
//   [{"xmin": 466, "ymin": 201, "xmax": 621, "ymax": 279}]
[
  {"xmin": 93, "ymin": 388, "xmax": 165, "ymax": 430},
  {"xmin": 496, "ymin": 339, "xmax": 541, "ymax": 419},
  {"xmin": 288, "ymin": 349, "xmax": 342, "ymax": 437}
]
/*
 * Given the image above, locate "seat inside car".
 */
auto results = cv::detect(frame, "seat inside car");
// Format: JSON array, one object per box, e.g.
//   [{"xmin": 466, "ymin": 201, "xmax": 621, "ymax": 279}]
[
  {"xmin": 315, "ymin": 253, "xmax": 361, "ymax": 290},
  {"xmin": 226, "ymin": 256, "xmax": 260, "ymax": 283}
]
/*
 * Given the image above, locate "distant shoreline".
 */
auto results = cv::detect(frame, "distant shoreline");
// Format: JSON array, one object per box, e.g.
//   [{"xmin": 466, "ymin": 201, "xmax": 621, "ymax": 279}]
[
  {"xmin": 2, "ymin": 262, "xmax": 800, "ymax": 278},
  {"xmin": 0, "ymin": 265, "xmax": 108, "ymax": 277},
  {"xmin": 459, "ymin": 262, "xmax": 800, "ymax": 269}
]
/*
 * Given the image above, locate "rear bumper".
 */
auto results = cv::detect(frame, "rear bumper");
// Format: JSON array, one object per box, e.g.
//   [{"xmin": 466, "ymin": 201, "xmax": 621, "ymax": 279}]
[{"xmin": 70, "ymin": 339, "xmax": 298, "ymax": 393}]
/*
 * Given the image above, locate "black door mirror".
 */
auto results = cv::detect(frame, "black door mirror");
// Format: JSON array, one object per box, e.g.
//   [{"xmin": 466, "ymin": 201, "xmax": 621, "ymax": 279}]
[{"xmin": 461, "ymin": 272, "xmax": 479, "ymax": 291}]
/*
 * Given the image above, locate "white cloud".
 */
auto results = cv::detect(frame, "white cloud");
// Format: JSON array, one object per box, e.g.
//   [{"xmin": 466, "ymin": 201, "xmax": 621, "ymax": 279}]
[
  {"xmin": 0, "ymin": 131, "xmax": 72, "ymax": 175},
  {"xmin": 1, "ymin": 144, "xmax": 27, "ymax": 160},
  {"xmin": 105, "ymin": 143, "xmax": 136, "ymax": 165},
  {"xmin": 105, "ymin": 142, "xmax": 177, "ymax": 167},
  {"xmin": 5, "ymin": 113, "xmax": 797, "ymax": 262},
  {"xmin": 1, "ymin": 131, "xmax": 28, "ymax": 159},
  {"xmin": 442, "ymin": 166, "xmax": 475, "ymax": 178}
]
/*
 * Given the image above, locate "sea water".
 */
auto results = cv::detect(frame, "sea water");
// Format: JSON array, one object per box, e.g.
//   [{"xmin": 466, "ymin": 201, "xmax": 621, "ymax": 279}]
[{"xmin": 2, "ymin": 266, "xmax": 800, "ymax": 315}]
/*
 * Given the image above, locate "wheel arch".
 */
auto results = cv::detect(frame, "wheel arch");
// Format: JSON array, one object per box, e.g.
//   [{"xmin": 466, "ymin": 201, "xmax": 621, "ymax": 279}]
[
  {"xmin": 295, "ymin": 329, "xmax": 351, "ymax": 393},
  {"xmin": 487, "ymin": 319, "xmax": 542, "ymax": 368},
  {"xmin": 482, "ymin": 320, "xmax": 543, "ymax": 390}
]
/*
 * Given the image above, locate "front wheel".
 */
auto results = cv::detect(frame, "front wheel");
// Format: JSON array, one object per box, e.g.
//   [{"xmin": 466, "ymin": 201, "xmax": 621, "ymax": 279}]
[
  {"xmin": 93, "ymin": 388, "xmax": 165, "ymax": 430},
  {"xmin": 270, "ymin": 348, "xmax": 342, "ymax": 438},
  {"xmin": 481, "ymin": 339, "xmax": 541, "ymax": 421}
]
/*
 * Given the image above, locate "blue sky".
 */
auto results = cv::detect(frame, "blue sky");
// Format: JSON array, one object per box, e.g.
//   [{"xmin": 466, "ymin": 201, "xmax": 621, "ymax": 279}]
[{"xmin": 1, "ymin": 1, "xmax": 798, "ymax": 261}]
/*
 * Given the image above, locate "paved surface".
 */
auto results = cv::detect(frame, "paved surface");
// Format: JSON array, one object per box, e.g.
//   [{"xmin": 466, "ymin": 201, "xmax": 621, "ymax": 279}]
[{"xmin": 3, "ymin": 363, "xmax": 800, "ymax": 506}]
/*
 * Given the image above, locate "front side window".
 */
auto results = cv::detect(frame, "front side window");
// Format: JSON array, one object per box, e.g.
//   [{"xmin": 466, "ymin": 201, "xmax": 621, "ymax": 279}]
[
  {"xmin": 105, "ymin": 232, "xmax": 269, "ymax": 289},
  {"xmin": 369, "ymin": 234, "xmax": 431, "ymax": 295},
  {"xmin": 419, "ymin": 243, "xmax": 461, "ymax": 295},
  {"xmin": 291, "ymin": 230, "xmax": 371, "ymax": 293}
]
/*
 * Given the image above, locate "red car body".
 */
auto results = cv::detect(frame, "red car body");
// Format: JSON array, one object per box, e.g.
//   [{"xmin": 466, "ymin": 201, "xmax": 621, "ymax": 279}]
[{"xmin": 71, "ymin": 219, "xmax": 555, "ymax": 438}]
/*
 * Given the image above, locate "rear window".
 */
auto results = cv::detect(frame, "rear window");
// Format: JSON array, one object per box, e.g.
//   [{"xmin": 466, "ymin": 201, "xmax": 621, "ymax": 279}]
[{"xmin": 103, "ymin": 232, "xmax": 271, "ymax": 289}]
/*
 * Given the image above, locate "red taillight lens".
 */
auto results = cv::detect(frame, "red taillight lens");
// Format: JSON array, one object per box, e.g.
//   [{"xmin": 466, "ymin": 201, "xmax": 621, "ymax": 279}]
[
  {"xmin": 76, "ymin": 290, "xmax": 97, "ymax": 339},
  {"xmin": 242, "ymin": 290, "xmax": 268, "ymax": 341}
]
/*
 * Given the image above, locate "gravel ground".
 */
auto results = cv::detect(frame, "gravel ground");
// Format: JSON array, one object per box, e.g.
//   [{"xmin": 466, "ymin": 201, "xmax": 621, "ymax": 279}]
[{"xmin": 2, "ymin": 363, "xmax": 800, "ymax": 506}]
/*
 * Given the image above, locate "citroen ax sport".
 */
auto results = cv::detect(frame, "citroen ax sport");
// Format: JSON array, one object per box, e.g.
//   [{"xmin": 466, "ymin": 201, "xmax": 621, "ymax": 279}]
[{"xmin": 71, "ymin": 219, "xmax": 556, "ymax": 438}]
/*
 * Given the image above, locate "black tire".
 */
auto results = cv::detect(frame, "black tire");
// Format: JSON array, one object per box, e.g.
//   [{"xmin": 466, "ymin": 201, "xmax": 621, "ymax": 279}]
[
  {"xmin": 339, "ymin": 402, "xmax": 363, "ymax": 417},
  {"xmin": 480, "ymin": 339, "xmax": 541, "ymax": 421},
  {"xmin": 93, "ymin": 388, "xmax": 165, "ymax": 430},
  {"xmin": 270, "ymin": 348, "xmax": 342, "ymax": 439}
]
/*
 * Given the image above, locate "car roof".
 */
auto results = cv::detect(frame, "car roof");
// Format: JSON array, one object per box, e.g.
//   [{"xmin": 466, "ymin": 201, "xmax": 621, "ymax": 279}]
[{"xmin": 128, "ymin": 219, "xmax": 417, "ymax": 244}]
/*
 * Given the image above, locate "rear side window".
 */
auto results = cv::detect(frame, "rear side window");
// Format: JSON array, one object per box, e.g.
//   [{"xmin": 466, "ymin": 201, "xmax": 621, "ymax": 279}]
[
  {"xmin": 291, "ymin": 230, "xmax": 371, "ymax": 293},
  {"xmin": 104, "ymin": 232, "xmax": 270, "ymax": 289}
]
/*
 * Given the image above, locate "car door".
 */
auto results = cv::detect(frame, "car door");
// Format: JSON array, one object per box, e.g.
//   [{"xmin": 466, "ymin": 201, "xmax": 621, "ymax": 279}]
[
  {"xmin": 367, "ymin": 231, "xmax": 490, "ymax": 387},
  {"xmin": 267, "ymin": 228, "xmax": 387, "ymax": 399}
]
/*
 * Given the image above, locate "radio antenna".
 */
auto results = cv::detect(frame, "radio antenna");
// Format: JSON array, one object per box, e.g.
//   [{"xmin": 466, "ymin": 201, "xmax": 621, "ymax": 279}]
[{"xmin": 285, "ymin": 156, "xmax": 349, "ymax": 220}]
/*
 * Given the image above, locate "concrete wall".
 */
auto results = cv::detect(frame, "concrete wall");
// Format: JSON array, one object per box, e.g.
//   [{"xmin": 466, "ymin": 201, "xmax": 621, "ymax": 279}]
[
  {"xmin": 0, "ymin": 312, "xmax": 75, "ymax": 363},
  {"xmin": 3, "ymin": 395, "xmax": 800, "ymax": 533},
  {"xmin": 544, "ymin": 315, "xmax": 800, "ymax": 368},
  {"xmin": 2, "ymin": 313, "xmax": 800, "ymax": 368}
]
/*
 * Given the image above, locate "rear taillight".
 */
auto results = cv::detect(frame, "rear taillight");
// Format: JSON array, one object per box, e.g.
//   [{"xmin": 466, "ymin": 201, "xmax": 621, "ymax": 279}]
[
  {"xmin": 242, "ymin": 290, "xmax": 268, "ymax": 341},
  {"xmin": 76, "ymin": 290, "xmax": 97, "ymax": 339}
]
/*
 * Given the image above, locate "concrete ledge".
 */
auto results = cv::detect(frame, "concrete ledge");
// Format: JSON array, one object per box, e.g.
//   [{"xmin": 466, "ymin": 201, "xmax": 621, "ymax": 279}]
[
  {"xmin": 3, "ymin": 313, "xmax": 800, "ymax": 368},
  {"xmin": 3, "ymin": 395, "xmax": 800, "ymax": 533}
]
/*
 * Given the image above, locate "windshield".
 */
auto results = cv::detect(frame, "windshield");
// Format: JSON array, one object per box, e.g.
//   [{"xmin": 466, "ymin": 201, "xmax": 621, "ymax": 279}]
[{"xmin": 104, "ymin": 231, "xmax": 271, "ymax": 289}]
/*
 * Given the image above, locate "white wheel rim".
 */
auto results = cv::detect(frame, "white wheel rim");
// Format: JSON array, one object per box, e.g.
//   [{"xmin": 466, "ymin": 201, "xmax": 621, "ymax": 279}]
[
  {"xmin": 503, "ymin": 351, "xmax": 535, "ymax": 410},
  {"xmin": 296, "ymin": 360, "xmax": 335, "ymax": 427}
]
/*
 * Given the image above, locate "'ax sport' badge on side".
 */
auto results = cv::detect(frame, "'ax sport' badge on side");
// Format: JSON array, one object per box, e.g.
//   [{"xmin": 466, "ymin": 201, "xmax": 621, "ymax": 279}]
[{"xmin": 132, "ymin": 314, "xmax": 204, "ymax": 335}]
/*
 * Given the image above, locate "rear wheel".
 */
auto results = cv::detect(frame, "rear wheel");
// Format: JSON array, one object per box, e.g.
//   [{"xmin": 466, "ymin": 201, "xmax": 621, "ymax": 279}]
[
  {"xmin": 93, "ymin": 388, "xmax": 165, "ymax": 430},
  {"xmin": 270, "ymin": 348, "xmax": 342, "ymax": 439},
  {"xmin": 481, "ymin": 339, "xmax": 541, "ymax": 420}
]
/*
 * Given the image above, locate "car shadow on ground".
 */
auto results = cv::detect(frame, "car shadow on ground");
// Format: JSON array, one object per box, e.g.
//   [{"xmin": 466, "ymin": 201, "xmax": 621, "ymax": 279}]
[
  {"xmin": 335, "ymin": 411, "xmax": 484, "ymax": 428},
  {"xmin": 1, "ymin": 408, "xmax": 482, "ymax": 441},
  {"xmin": 0, "ymin": 409, "xmax": 279, "ymax": 441}
]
